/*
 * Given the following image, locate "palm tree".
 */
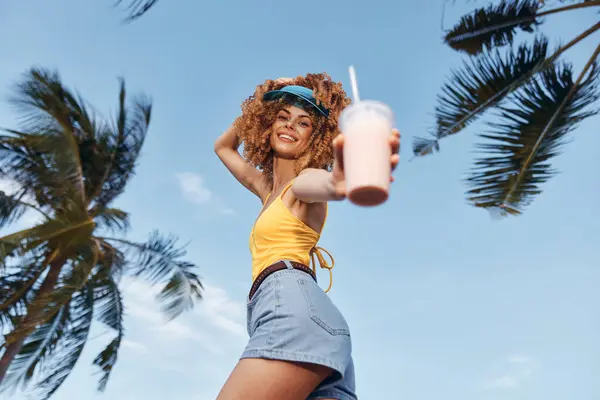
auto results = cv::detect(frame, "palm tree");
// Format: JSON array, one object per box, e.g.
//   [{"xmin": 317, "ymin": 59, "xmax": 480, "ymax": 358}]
[
  {"xmin": 0, "ymin": 68, "xmax": 203, "ymax": 399},
  {"xmin": 114, "ymin": 0, "xmax": 159, "ymax": 21},
  {"xmin": 412, "ymin": 0, "xmax": 600, "ymax": 216}
]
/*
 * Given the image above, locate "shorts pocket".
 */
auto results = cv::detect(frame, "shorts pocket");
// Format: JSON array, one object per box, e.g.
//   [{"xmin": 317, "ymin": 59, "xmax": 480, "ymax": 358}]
[
  {"xmin": 246, "ymin": 279, "xmax": 276, "ymax": 337},
  {"xmin": 246, "ymin": 301, "xmax": 255, "ymax": 337},
  {"xmin": 297, "ymin": 278, "xmax": 350, "ymax": 336}
]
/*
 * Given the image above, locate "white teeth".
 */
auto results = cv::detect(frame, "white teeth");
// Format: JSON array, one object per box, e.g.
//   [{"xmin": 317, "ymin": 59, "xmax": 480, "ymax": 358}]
[{"xmin": 280, "ymin": 134, "xmax": 296, "ymax": 142}]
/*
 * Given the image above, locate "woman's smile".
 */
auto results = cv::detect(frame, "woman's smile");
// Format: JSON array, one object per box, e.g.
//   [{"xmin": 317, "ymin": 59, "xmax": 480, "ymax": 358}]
[{"xmin": 277, "ymin": 132, "xmax": 298, "ymax": 143}]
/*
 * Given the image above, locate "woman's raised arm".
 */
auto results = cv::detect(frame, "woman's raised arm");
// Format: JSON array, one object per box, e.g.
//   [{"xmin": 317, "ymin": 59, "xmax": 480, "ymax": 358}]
[{"xmin": 214, "ymin": 124, "xmax": 268, "ymax": 200}]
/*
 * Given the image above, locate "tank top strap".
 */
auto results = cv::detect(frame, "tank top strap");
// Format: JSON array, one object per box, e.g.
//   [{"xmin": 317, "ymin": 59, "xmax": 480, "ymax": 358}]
[
  {"xmin": 263, "ymin": 191, "xmax": 272, "ymax": 205},
  {"xmin": 279, "ymin": 179, "xmax": 296, "ymax": 200},
  {"xmin": 279, "ymin": 179, "xmax": 329, "ymax": 231},
  {"xmin": 310, "ymin": 246, "xmax": 335, "ymax": 293}
]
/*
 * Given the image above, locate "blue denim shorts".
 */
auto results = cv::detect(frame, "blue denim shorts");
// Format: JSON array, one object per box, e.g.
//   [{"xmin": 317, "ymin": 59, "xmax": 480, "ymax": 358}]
[{"xmin": 242, "ymin": 262, "xmax": 357, "ymax": 400}]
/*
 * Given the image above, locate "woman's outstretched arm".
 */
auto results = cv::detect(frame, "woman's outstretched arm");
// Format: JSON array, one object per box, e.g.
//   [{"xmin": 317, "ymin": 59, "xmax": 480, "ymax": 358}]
[{"xmin": 291, "ymin": 169, "xmax": 345, "ymax": 203}]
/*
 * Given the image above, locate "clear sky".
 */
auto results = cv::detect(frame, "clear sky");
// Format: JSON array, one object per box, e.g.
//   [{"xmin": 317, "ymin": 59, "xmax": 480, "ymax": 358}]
[{"xmin": 1, "ymin": 0, "xmax": 598, "ymax": 399}]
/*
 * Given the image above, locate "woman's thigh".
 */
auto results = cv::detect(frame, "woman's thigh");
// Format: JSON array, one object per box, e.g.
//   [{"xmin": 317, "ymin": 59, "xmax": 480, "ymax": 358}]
[{"xmin": 216, "ymin": 357, "xmax": 333, "ymax": 400}]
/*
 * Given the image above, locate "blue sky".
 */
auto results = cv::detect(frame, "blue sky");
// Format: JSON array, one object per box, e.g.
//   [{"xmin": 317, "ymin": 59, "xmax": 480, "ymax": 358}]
[{"xmin": 1, "ymin": 0, "xmax": 599, "ymax": 399}]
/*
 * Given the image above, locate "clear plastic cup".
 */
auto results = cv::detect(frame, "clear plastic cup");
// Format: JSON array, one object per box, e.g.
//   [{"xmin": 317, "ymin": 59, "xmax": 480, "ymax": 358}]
[{"xmin": 339, "ymin": 100, "xmax": 394, "ymax": 207}]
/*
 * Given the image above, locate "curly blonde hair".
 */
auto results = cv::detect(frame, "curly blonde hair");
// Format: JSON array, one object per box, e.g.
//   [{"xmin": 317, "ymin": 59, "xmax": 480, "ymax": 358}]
[{"xmin": 233, "ymin": 72, "xmax": 351, "ymax": 183}]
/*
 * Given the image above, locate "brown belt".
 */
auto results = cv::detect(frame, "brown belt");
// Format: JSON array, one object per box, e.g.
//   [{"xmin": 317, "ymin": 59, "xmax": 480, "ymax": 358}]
[{"xmin": 249, "ymin": 260, "xmax": 316, "ymax": 300}]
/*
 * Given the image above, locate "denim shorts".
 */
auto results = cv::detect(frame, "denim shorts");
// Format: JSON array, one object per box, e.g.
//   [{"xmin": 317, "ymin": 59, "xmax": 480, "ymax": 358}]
[{"xmin": 241, "ymin": 261, "xmax": 357, "ymax": 400}]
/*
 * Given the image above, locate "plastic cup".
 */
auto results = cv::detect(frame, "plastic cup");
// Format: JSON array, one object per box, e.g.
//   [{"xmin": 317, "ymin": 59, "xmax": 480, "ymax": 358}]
[{"xmin": 339, "ymin": 100, "xmax": 394, "ymax": 207}]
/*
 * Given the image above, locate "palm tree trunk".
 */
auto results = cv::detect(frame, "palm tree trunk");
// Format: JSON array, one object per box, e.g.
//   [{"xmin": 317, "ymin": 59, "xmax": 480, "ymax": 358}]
[{"xmin": 0, "ymin": 259, "xmax": 63, "ymax": 384}]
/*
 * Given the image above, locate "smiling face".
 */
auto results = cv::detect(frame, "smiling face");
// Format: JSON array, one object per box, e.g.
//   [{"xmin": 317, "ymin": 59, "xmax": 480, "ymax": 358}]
[{"xmin": 269, "ymin": 105, "xmax": 316, "ymax": 160}]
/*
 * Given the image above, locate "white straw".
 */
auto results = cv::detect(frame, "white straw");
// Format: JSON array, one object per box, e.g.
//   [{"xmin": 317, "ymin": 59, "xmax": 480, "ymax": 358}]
[{"xmin": 348, "ymin": 65, "xmax": 360, "ymax": 103}]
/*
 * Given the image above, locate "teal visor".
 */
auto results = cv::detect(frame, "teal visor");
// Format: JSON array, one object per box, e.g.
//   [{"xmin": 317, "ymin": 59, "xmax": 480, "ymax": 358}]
[{"xmin": 263, "ymin": 85, "xmax": 329, "ymax": 117}]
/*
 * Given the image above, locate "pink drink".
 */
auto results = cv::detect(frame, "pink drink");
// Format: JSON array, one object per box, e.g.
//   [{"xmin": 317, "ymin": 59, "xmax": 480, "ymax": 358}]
[{"xmin": 339, "ymin": 100, "xmax": 393, "ymax": 207}]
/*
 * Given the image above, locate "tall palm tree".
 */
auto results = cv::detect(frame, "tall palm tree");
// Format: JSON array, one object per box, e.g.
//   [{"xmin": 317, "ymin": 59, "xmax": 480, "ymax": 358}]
[
  {"xmin": 0, "ymin": 68, "xmax": 203, "ymax": 399},
  {"xmin": 114, "ymin": 0, "xmax": 159, "ymax": 21},
  {"xmin": 412, "ymin": 0, "xmax": 600, "ymax": 216}
]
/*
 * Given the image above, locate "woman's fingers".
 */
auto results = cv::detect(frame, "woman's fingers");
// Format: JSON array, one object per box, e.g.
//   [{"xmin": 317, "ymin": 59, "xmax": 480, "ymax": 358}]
[
  {"xmin": 391, "ymin": 153, "xmax": 400, "ymax": 171},
  {"xmin": 390, "ymin": 133, "xmax": 400, "ymax": 155},
  {"xmin": 335, "ymin": 182, "xmax": 347, "ymax": 198},
  {"xmin": 333, "ymin": 134, "xmax": 345, "ymax": 170}
]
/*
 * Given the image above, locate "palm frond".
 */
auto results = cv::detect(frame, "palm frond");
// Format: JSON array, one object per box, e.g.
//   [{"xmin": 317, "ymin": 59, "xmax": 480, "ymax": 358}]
[
  {"xmin": 114, "ymin": 0, "xmax": 160, "ymax": 21},
  {"xmin": 466, "ymin": 60, "xmax": 599, "ymax": 216},
  {"xmin": 9, "ymin": 240, "xmax": 99, "ymax": 340},
  {"xmin": 102, "ymin": 232, "xmax": 202, "ymax": 320},
  {"xmin": 0, "ymin": 185, "xmax": 49, "ymax": 230},
  {"xmin": 0, "ymin": 226, "xmax": 42, "ymax": 260},
  {"xmin": 0, "ymin": 306, "xmax": 70, "ymax": 393},
  {"xmin": 33, "ymin": 286, "xmax": 94, "ymax": 400},
  {"xmin": 91, "ymin": 276, "xmax": 124, "ymax": 391},
  {"xmin": 0, "ymin": 191, "xmax": 27, "ymax": 229},
  {"xmin": 413, "ymin": 37, "xmax": 550, "ymax": 156},
  {"xmin": 93, "ymin": 207, "xmax": 130, "ymax": 232},
  {"xmin": 556, "ymin": 0, "xmax": 600, "ymax": 9},
  {"xmin": 0, "ymin": 215, "xmax": 95, "ymax": 262},
  {"xmin": 89, "ymin": 79, "xmax": 151, "ymax": 210},
  {"xmin": 3, "ymin": 71, "xmax": 151, "ymax": 213},
  {"xmin": 445, "ymin": 0, "xmax": 541, "ymax": 55},
  {"xmin": 96, "ymin": 240, "xmax": 127, "ymax": 282},
  {"xmin": 0, "ymin": 259, "xmax": 48, "ymax": 333},
  {"xmin": 445, "ymin": 0, "xmax": 600, "ymax": 55},
  {"xmin": 9, "ymin": 68, "xmax": 90, "ymax": 207},
  {"xmin": 0, "ymin": 131, "xmax": 67, "ymax": 209}
]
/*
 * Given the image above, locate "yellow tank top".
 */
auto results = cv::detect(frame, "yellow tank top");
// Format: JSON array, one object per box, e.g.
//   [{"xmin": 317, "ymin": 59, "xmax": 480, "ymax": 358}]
[{"xmin": 249, "ymin": 180, "xmax": 335, "ymax": 292}]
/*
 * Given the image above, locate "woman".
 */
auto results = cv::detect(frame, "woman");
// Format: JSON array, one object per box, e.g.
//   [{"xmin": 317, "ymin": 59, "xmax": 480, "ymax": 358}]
[{"xmin": 214, "ymin": 73, "xmax": 400, "ymax": 400}]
